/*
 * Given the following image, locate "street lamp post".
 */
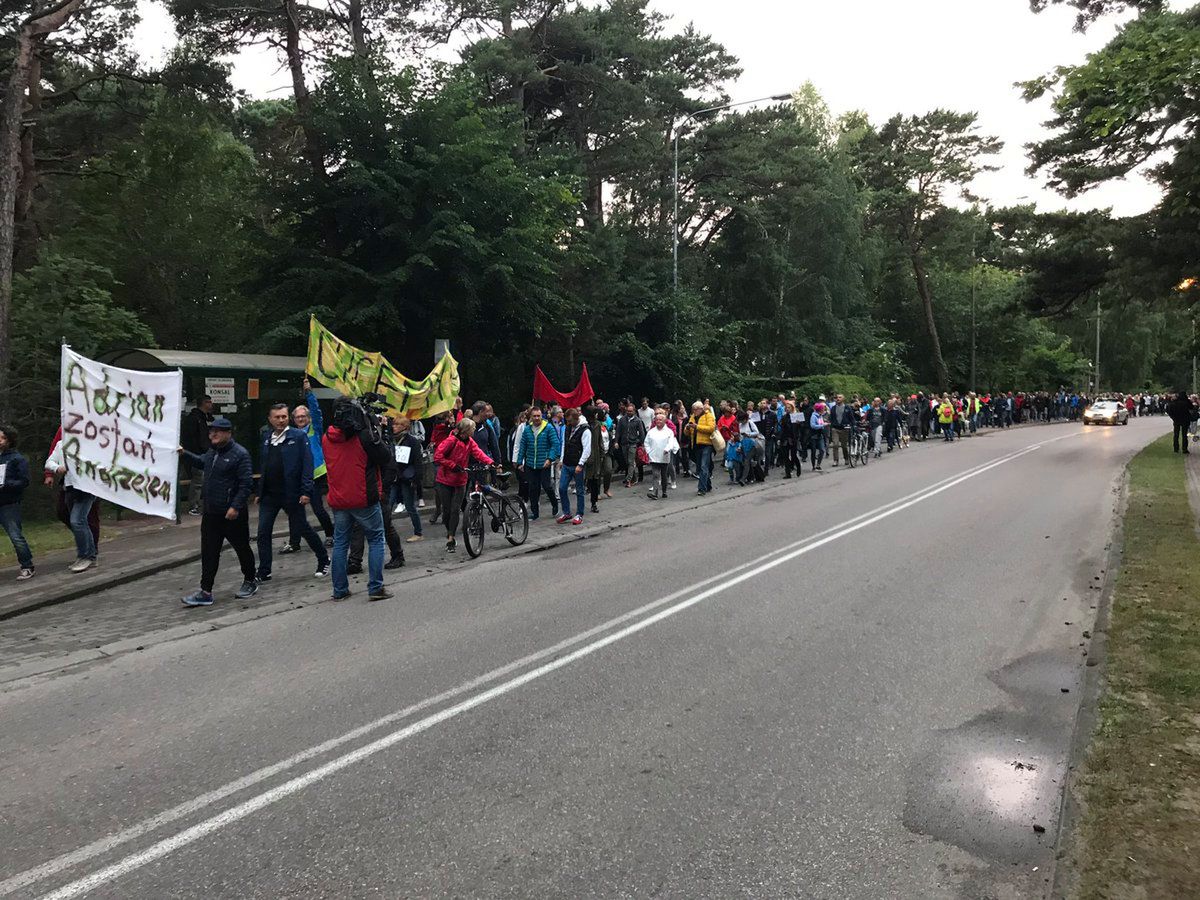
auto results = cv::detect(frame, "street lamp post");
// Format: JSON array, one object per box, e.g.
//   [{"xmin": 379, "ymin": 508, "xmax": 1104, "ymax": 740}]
[{"xmin": 672, "ymin": 93, "xmax": 792, "ymax": 293}]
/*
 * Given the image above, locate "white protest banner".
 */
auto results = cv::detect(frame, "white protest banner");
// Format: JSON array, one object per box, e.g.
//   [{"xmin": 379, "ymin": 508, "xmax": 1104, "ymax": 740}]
[{"xmin": 60, "ymin": 347, "xmax": 183, "ymax": 519}]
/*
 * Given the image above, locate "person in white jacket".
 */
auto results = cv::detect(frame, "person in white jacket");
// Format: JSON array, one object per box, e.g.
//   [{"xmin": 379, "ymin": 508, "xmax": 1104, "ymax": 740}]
[{"xmin": 643, "ymin": 411, "xmax": 679, "ymax": 500}]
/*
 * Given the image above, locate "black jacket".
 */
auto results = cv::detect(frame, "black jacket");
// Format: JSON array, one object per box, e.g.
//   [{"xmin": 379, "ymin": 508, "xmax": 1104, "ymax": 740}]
[
  {"xmin": 180, "ymin": 407, "xmax": 213, "ymax": 454},
  {"xmin": 0, "ymin": 450, "xmax": 30, "ymax": 506},
  {"xmin": 1167, "ymin": 396, "xmax": 1195, "ymax": 425},
  {"xmin": 183, "ymin": 441, "xmax": 253, "ymax": 515},
  {"xmin": 829, "ymin": 403, "xmax": 854, "ymax": 430}
]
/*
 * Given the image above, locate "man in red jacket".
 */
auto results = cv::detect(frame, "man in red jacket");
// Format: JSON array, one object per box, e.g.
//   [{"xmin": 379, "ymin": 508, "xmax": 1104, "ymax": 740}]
[{"xmin": 322, "ymin": 397, "xmax": 393, "ymax": 602}]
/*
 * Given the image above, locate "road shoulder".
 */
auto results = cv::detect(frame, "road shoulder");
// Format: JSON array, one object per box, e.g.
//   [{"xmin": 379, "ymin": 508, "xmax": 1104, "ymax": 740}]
[{"xmin": 1055, "ymin": 435, "xmax": 1200, "ymax": 899}]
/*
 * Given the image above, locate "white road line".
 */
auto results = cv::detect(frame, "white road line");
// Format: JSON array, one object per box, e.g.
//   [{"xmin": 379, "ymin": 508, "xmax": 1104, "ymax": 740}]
[{"xmin": 18, "ymin": 435, "xmax": 1074, "ymax": 900}]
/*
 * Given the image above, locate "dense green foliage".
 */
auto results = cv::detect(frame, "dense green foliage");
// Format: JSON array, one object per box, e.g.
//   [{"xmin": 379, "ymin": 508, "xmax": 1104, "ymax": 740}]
[{"xmin": 2, "ymin": 0, "xmax": 1194, "ymax": 438}]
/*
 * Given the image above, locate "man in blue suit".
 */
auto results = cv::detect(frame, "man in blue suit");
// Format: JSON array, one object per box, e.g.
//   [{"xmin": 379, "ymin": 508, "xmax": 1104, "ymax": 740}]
[{"xmin": 255, "ymin": 402, "xmax": 330, "ymax": 582}]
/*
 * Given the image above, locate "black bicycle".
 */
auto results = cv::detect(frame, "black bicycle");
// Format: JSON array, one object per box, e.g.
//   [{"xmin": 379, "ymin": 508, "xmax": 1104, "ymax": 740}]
[{"xmin": 462, "ymin": 465, "xmax": 529, "ymax": 558}]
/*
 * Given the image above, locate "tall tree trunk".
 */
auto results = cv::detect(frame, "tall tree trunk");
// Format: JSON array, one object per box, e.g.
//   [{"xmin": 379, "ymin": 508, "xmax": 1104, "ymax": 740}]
[
  {"xmin": 0, "ymin": 0, "xmax": 85, "ymax": 422},
  {"xmin": 15, "ymin": 52, "xmax": 41, "ymax": 271},
  {"xmin": 909, "ymin": 245, "xmax": 949, "ymax": 391},
  {"xmin": 283, "ymin": 0, "xmax": 326, "ymax": 182}
]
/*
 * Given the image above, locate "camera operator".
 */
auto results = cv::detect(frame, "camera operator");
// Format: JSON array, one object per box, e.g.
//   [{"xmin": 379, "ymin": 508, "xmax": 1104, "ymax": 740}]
[
  {"xmin": 322, "ymin": 395, "xmax": 393, "ymax": 601},
  {"xmin": 347, "ymin": 414, "xmax": 406, "ymax": 574}
]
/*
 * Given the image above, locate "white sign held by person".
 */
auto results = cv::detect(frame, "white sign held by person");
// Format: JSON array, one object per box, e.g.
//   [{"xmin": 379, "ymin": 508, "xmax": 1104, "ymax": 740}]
[{"xmin": 60, "ymin": 347, "xmax": 183, "ymax": 519}]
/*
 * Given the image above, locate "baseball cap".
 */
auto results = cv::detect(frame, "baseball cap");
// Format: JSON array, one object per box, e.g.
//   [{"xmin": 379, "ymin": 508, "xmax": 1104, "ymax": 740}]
[{"xmin": 210, "ymin": 416, "xmax": 234, "ymax": 431}]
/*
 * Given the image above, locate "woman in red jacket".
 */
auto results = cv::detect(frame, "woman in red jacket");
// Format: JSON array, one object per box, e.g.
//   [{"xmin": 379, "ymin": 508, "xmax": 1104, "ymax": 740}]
[{"xmin": 433, "ymin": 418, "xmax": 493, "ymax": 552}]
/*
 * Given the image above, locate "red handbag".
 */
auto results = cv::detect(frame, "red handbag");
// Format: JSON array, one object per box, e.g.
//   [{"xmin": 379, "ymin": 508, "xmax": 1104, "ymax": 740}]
[{"xmin": 636, "ymin": 445, "xmax": 650, "ymax": 465}]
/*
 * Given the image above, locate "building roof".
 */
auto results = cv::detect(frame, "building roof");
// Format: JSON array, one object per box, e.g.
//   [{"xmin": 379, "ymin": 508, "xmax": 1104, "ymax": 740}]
[{"xmin": 98, "ymin": 349, "xmax": 307, "ymax": 373}]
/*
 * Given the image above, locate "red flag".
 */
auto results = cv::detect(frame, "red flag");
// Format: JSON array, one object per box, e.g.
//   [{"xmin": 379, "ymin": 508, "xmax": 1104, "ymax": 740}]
[{"xmin": 532, "ymin": 363, "xmax": 595, "ymax": 409}]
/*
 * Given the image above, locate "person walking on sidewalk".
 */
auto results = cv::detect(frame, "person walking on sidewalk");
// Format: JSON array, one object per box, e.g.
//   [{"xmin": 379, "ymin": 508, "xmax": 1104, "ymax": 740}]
[
  {"xmin": 390, "ymin": 417, "xmax": 425, "ymax": 542},
  {"xmin": 643, "ymin": 411, "xmax": 679, "ymax": 500},
  {"xmin": 43, "ymin": 428, "xmax": 99, "ymax": 573},
  {"xmin": 684, "ymin": 401, "xmax": 716, "ymax": 495},
  {"xmin": 516, "ymin": 406, "xmax": 561, "ymax": 521},
  {"xmin": 180, "ymin": 395, "xmax": 213, "ymax": 516},
  {"xmin": 281, "ymin": 378, "xmax": 336, "ymax": 553},
  {"xmin": 254, "ymin": 403, "xmax": 330, "ymax": 582},
  {"xmin": 557, "ymin": 408, "xmax": 592, "ymax": 524},
  {"xmin": 433, "ymin": 418, "xmax": 494, "ymax": 553},
  {"xmin": 0, "ymin": 424, "xmax": 35, "ymax": 580},
  {"xmin": 348, "ymin": 416, "xmax": 405, "ymax": 574},
  {"xmin": 324, "ymin": 397, "xmax": 395, "ymax": 600},
  {"xmin": 178, "ymin": 417, "xmax": 258, "ymax": 606},
  {"xmin": 620, "ymin": 402, "xmax": 647, "ymax": 488},
  {"xmin": 1168, "ymin": 390, "xmax": 1196, "ymax": 454}
]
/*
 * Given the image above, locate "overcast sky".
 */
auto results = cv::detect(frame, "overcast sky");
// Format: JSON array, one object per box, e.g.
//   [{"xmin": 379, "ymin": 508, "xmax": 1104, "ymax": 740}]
[{"xmin": 135, "ymin": 0, "xmax": 1164, "ymax": 216}]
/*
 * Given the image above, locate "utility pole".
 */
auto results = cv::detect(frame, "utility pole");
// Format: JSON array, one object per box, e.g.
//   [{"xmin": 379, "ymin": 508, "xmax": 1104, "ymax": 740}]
[
  {"xmin": 1094, "ymin": 297, "xmax": 1101, "ymax": 395},
  {"xmin": 969, "ymin": 227, "xmax": 977, "ymax": 394},
  {"xmin": 1192, "ymin": 317, "xmax": 1196, "ymax": 396}
]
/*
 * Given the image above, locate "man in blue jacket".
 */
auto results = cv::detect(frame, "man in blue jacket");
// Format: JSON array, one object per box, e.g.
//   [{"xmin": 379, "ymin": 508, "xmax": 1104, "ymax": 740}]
[
  {"xmin": 0, "ymin": 423, "xmax": 34, "ymax": 580},
  {"xmin": 179, "ymin": 417, "xmax": 257, "ymax": 606},
  {"xmin": 281, "ymin": 377, "xmax": 335, "ymax": 553},
  {"xmin": 255, "ymin": 402, "xmax": 330, "ymax": 582},
  {"xmin": 516, "ymin": 406, "xmax": 561, "ymax": 520}
]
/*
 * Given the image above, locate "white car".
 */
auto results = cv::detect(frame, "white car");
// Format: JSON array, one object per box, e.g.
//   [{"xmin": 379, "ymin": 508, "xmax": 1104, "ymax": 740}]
[{"xmin": 1083, "ymin": 400, "xmax": 1129, "ymax": 425}]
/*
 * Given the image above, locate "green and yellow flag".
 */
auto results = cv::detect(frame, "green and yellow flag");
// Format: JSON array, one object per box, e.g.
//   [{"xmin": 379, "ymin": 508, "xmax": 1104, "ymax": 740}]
[{"xmin": 305, "ymin": 316, "xmax": 460, "ymax": 419}]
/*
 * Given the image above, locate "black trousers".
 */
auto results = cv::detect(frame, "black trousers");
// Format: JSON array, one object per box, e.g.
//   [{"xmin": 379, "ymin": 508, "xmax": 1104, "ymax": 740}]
[
  {"xmin": 524, "ymin": 467, "xmax": 558, "ymax": 518},
  {"xmin": 200, "ymin": 511, "xmax": 256, "ymax": 593},
  {"xmin": 1173, "ymin": 422, "xmax": 1190, "ymax": 452},
  {"xmin": 351, "ymin": 501, "xmax": 402, "ymax": 563},
  {"xmin": 435, "ymin": 482, "xmax": 465, "ymax": 538}
]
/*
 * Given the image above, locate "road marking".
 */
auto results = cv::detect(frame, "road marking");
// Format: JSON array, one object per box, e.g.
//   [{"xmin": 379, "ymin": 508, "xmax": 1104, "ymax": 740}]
[{"xmin": 15, "ymin": 436, "xmax": 1074, "ymax": 899}]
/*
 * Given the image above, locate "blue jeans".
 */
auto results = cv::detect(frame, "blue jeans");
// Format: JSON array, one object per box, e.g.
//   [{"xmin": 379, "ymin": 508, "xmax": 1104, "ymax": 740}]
[
  {"xmin": 0, "ymin": 502, "xmax": 33, "ymax": 569},
  {"xmin": 67, "ymin": 489, "xmax": 97, "ymax": 559},
  {"xmin": 332, "ymin": 505, "xmax": 385, "ymax": 596},
  {"xmin": 258, "ymin": 494, "xmax": 329, "ymax": 576},
  {"xmin": 694, "ymin": 445, "xmax": 713, "ymax": 493},
  {"xmin": 559, "ymin": 466, "xmax": 586, "ymax": 517},
  {"xmin": 943, "ymin": 422, "xmax": 955, "ymax": 441},
  {"xmin": 810, "ymin": 433, "xmax": 826, "ymax": 466}
]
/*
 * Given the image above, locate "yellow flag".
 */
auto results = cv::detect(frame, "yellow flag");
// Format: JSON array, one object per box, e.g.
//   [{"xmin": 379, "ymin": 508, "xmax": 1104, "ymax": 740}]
[{"xmin": 305, "ymin": 317, "xmax": 460, "ymax": 419}]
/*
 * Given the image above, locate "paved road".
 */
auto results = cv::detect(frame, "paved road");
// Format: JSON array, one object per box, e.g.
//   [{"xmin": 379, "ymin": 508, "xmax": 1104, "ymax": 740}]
[{"xmin": 0, "ymin": 418, "xmax": 1166, "ymax": 899}]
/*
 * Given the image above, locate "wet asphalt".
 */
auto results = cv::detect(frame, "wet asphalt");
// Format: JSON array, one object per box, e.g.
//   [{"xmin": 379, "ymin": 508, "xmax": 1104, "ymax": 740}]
[{"xmin": 0, "ymin": 417, "xmax": 1166, "ymax": 899}]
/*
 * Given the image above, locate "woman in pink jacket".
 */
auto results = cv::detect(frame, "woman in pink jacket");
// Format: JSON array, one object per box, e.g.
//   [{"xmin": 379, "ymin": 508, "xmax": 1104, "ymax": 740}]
[{"xmin": 433, "ymin": 418, "xmax": 493, "ymax": 552}]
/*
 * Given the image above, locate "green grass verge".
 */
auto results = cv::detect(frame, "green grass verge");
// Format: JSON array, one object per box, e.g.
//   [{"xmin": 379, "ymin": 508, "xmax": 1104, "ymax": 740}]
[{"xmin": 1068, "ymin": 435, "xmax": 1200, "ymax": 898}]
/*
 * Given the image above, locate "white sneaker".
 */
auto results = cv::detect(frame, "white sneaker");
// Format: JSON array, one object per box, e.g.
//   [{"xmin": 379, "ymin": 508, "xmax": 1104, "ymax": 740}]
[
  {"xmin": 69, "ymin": 558, "xmax": 94, "ymax": 573},
  {"xmin": 393, "ymin": 504, "xmax": 405, "ymax": 514},
  {"xmin": 17, "ymin": 568, "xmax": 34, "ymax": 580},
  {"xmin": 418, "ymin": 499, "xmax": 426, "ymax": 508}
]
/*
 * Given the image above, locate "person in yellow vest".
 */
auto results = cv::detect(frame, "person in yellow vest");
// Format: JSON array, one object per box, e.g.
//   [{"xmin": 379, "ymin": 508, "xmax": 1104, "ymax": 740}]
[
  {"xmin": 937, "ymin": 395, "xmax": 956, "ymax": 442},
  {"xmin": 684, "ymin": 401, "xmax": 716, "ymax": 496}
]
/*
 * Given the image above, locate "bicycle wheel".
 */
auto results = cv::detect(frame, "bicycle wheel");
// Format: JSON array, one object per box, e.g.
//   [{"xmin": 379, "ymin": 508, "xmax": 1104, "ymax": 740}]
[
  {"xmin": 463, "ymin": 497, "xmax": 486, "ymax": 558},
  {"xmin": 845, "ymin": 435, "xmax": 856, "ymax": 469},
  {"xmin": 502, "ymin": 496, "xmax": 530, "ymax": 546}
]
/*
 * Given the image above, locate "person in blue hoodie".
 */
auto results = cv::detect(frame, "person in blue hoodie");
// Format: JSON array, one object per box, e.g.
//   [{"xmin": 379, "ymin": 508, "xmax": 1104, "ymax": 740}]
[
  {"xmin": 516, "ymin": 406, "xmax": 561, "ymax": 520},
  {"xmin": 0, "ymin": 424, "xmax": 34, "ymax": 580},
  {"xmin": 255, "ymin": 402, "xmax": 330, "ymax": 582},
  {"xmin": 281, "ymin": 377, "xmax": 335, "ymax": 553}
]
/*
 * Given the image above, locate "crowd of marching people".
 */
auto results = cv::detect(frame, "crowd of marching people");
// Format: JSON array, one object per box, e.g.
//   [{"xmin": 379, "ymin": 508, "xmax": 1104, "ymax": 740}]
[{"xmin": 0, "ymin": 384, "xmax": 1197, "ymax": 604}]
